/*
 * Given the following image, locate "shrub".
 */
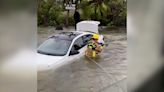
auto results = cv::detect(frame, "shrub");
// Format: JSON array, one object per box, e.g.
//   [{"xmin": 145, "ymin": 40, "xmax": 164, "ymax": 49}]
[
  {"xmin": 37, "ymin": 0, "xmax": 63, "ymax": 26},
  {"xmin": 38, "ymin": 0, "xmax": 126, "ymax": 27}
]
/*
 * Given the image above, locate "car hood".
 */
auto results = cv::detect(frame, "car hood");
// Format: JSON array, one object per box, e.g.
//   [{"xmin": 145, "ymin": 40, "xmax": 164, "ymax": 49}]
[{"xmin": 37, "ymin": 53, "xmax": 65, "ymax": 71}]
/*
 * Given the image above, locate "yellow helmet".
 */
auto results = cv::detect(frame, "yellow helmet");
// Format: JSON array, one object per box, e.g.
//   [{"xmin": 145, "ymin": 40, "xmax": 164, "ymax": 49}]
[{"xmin": 92, "ymin": 34, "xmax": 99, "ymax": 40}]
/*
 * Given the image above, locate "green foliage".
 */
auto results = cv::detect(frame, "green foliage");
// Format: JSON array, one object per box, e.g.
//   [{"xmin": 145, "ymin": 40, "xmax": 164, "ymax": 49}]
[
  {"xmin": 38, "ymin": 0, "xmax": 126, "ymax": 27},
  {"xmin": 68, "ymin": 16, "xmax": 75, "ymax": 26},
  {"xmin": 107, "ymin": 0, "xmax": 126, "ymax": 26},
  {"xmin": 107, "ymin": 21, "xmax": 114, "ymax": 27},
  {"xmin": 80, "ymin": 0, "xmax": 108, "ymax": 20},
  {"xmin": 38, "ymin": 0, "xmax": 64, "ymax": 26},
  {"xmin": 80, "ymin": 0, "xmax": 126, "ymax": 26}
]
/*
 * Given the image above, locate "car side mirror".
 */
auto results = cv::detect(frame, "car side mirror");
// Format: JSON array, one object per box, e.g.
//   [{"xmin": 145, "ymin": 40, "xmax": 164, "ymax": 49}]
[{"xmin": 69, "ymin": 50, "xmax": 79, "ymax": 56}]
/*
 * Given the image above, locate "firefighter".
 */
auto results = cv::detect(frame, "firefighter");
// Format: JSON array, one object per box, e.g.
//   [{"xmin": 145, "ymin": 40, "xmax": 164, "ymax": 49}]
[{"xmin": 86, "ymin": 34, "xmax": 102, "ymax": 58}]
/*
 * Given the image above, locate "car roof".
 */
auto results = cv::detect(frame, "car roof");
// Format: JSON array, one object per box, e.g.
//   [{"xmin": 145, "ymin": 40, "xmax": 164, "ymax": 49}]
[{"xmin": 49, "ymin": 31, "xmax": 82, "ymax": 41}]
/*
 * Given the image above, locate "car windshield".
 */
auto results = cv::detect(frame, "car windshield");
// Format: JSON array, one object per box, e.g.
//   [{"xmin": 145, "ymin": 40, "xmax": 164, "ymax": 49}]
[{"xmin": 37, "ymin": 38, "xmax": 72, "ymax": 56}]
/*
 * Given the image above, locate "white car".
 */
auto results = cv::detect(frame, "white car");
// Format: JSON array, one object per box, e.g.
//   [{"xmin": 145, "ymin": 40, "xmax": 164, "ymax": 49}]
[
  {"xmin": 37, "ymin": 31, "xmax": 94, "ymax": 71},
  {"xmin": 37, "ymin": 21, "xmax": 104, "ymax": 71}
]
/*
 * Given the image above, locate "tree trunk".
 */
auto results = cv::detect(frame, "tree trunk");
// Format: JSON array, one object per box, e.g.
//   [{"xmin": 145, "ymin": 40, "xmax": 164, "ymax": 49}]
[
  {"xmin": 66, "ymin": 10, "xmax": 69, "ymax": 27},
  {"xmin": 94, "ymin": 7, "xmax": 97, "ymax": 20}
]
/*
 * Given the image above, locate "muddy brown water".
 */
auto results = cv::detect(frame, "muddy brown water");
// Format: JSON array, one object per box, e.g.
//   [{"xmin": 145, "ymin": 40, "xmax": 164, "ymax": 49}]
[{"xmin": 37, "ymin": 27, "xmax": 127, "ymax": 92}]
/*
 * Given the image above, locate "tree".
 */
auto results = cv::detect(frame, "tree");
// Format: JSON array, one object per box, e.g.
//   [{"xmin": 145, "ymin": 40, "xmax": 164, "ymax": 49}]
[
  {"xmin": 38, "ymin": 0, "xmax": 56, "ymax": 26},
  {"xmin": 80, "ymin": 0, "xmax": 126, "ymax": 26},
  {"xmin": 37, "ymin": 0, "xmax": 126, "ymax": 27},
  {"xmin": 80, "ymin": 0, "xmax": 108, "ymax": 20},
  {"xmin": 38, "ymin": 0, "xmax": 64, "ymax": 26},
  {"xmin": 107, "ymin": 0, "xmax": 126, "ymax": 26}
]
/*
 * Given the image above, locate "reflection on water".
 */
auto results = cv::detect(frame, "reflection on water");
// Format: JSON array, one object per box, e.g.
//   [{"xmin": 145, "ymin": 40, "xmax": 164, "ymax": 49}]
[{"xmin": 38, "ymin": 27, "xmax": 127, "ymax": 92}]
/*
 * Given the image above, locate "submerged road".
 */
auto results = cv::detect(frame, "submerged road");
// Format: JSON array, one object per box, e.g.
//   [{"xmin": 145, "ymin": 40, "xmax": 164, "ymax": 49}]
[{"xmin": 38, "ymin": 27, "xmax": 127, "ymax": 92}]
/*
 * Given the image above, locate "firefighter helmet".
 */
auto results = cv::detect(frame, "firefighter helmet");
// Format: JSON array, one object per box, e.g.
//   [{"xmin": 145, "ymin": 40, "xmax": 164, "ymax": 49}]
[{"xmin": 92, "ymin": 34, "xmax": 99, "ymax": 40}]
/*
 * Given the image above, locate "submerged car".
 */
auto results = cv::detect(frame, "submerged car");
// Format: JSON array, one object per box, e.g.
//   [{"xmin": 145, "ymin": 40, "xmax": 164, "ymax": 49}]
[
  {"xmin": 37, "ymin": 31, "xmax": 94, "ymax": 71},
  {"xmin": 37, "ymin": 21, "xmax": 103, "ymax": 71}
]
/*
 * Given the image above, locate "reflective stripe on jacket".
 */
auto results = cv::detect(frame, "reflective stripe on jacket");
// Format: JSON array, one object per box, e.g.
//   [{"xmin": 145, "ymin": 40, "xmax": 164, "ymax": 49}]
[{"xmin": 87, "ymin": 41, "xmax": 96, "ymax": 50}]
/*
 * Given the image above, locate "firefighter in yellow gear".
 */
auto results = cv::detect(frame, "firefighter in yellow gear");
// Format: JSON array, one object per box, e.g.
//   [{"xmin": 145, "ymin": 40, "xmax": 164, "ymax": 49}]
[{"xmin": 85, "ymin": 34, "xmax": 102, "ymax": 58}]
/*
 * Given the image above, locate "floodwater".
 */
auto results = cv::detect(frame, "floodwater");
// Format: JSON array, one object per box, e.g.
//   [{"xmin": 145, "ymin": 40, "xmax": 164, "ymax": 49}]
[{"xmin": 37, "ymin": 27, "xmax": 127, "ymax": 92}]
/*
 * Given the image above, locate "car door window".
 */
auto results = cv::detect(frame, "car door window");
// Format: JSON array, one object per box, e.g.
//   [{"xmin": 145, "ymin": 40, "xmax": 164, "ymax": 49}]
[
  {"xmin": 82, "ymin": 34, "xmax": 93, "ymax": 45},
  {"xmin": 73, "ymin": 37, "xmax": 85, "ymax": 50},
  {"xmin": 70, "ymin": 34, "xmax": 92, "ymax": 52}
]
